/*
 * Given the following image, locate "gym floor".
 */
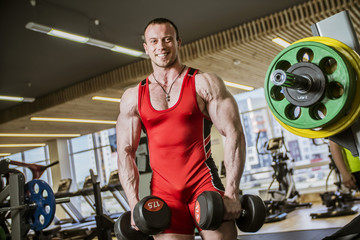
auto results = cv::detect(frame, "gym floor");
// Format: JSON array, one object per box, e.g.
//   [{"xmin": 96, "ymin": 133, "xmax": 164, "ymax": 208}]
[
  {"xmin": 107, "ymin": 201, "xmax": 360, "ymax": 239},
  {"xmin": 239, "ymin": 203, "xmax": 359, "ymax": 236}
]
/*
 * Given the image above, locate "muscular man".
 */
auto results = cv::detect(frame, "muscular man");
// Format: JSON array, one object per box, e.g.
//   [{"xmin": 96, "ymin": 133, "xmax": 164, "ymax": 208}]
[{"xmin": 116, "ymin": 18, "xmax": 246, "ymax": 240}]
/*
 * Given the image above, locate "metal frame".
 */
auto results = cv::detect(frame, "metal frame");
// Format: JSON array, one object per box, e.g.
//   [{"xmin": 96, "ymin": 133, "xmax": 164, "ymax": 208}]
[{"xmin": 311, "ymin": 10, "xmax": 360, "ymax": 156}]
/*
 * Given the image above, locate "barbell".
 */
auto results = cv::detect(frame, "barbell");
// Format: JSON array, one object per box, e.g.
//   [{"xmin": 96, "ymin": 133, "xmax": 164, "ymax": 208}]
[
  {"xmin": 264, "ymin": 37, "xmax": 360, "ymax": 138},
  {"xmin": 0, "ymin": 179, "xmax": 63, "ymax": 232}
]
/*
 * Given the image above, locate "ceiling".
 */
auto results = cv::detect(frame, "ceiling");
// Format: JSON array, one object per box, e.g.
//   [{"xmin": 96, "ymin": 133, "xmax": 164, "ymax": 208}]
[{"xmin": 0, "ymin": 0, "xmax": 359, "ymax": 154}]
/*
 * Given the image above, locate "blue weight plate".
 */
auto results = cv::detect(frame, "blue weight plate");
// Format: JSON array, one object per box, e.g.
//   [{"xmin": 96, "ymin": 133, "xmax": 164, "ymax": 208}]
[{"xmin": 24, "ymin": 179, "xmax": 56, "ymax": 231}]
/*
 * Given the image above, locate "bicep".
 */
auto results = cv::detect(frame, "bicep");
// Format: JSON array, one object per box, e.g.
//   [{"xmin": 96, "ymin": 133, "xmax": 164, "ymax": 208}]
[
  {"xmin": 116, "ymin": 90, "xmax": 142, "ymax": 156},
  {"xmin": 206, "ymin": 77, "xmax": 242, "ymax": 136}
]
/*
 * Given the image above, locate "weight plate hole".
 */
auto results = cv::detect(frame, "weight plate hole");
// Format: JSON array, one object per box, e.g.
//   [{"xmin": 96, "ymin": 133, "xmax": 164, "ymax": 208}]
[
  {"xmin": 328, "ymin": 82, "xmax": 344, "ymax": 99},
  {"xmin": 39, "ymin": 215, "xmax": 45, "ymax": 225},
  {"xmin": 285, "ymin": 104, "xmax": 301, "ymax": 120},
  {"xmin": 45, "ymin": 205, "xmax": 50, "ymax": 214},
  {"xmin": 270, "ymin": 86, "xmax": 285, "ymax": 101},
  {"xmin": 297, "ymin": 48, "xmax": 314, "ymax": 63},
  {"xmin": 34, "ymin": 183, "xmax": 39, "ymax": 194},
  {"xmin": 320, "ymin": 57, "xmax": 337, "ymax": 75},
  {"xmin": 275, "ymin": 60, "xmax": 291, "ymax": 71},
  {"xmin": 310, "ymin": 103, "xmax": 327, "ymax": 120},
  {"xmin": 42, "ymin": 189, "xmax": 48, "ymax": 199}
]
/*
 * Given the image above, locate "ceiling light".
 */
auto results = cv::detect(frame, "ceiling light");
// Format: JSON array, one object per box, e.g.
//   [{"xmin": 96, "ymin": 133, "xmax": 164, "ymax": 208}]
[
  {"xmin": 31, "ymin": 117, "xmax": 116, "ymax": 125},
  {"xmin": 25, "ymin": 22, "xmax": 148, "ymax": 58},
  {"xmin": 0, "ymin": 143, "xmax": 46, "ymax": 148},
  {"xmin": 48, "ymin": 29, "xmax": 89, "ymax": 43},
  {"xmin": 224, "ymin": 81, "xmax": 254, "ymax": 91},
  {"xmin": 272, "ymin": 37, "xmax": 291, "ymax": 48},
  {"xmin": 92, "ymin": 96, "xmax": 121, "ymax": 103},
  {"xmin": 0, "ymin": 133, "xmax": 81, "ymax": 137},
  {"xmin": 0, "ymin": 153, "xmax": 11, "ymax": 157},
  {"xmin": 0, "ymin": 95, "xmax": 35, "ymax": 102}
]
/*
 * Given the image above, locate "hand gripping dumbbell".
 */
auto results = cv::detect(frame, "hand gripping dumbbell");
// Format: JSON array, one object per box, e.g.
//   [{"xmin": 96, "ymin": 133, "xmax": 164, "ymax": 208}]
[
  {"xmin": 194, "ymin": 191, "xmax": 266, "ymax": 232},
  {"xmin": 114, "ymin": 196, "xmax": 171, "ymax": 240}
]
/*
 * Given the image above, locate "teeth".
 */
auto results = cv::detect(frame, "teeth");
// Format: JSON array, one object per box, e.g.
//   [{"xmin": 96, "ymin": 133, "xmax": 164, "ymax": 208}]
[{"xmin": 158, "ymin": 53, "xmax": 167, "ymax": 57}]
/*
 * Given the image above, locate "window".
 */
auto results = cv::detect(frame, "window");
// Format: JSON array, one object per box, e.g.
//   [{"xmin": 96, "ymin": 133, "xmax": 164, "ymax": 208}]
[
  {"xmin": 234, "ymin": 88, "xmax": 334, "ymax": 196},
  {"xmin": 68, "ymin": 128, "xmax": 122, "ymax": 216}
]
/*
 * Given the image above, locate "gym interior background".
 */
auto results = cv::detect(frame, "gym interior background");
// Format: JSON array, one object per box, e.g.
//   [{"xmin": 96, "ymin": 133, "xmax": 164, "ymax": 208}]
[{"xmin": 1, "ymin": 0, "xmax": 360, "ymax": 239}]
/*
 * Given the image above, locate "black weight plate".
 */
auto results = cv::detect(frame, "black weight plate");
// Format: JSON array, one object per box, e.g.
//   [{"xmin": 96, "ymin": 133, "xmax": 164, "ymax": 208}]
[
  {"xmin": 283, "ymin": 62, "xmax": 326, "ymax": 107},
  {"xmin": 114, "ymin": 211, "xmax": 148, "ymax": 240},
  {"xmin": 133, "ymin": 196, "xmax": 171, "ymax": 235},
  {"xmin": 195, "ymin": 191, "xmax": 224, "ymax": 230},
  {"xmin": 236, "ymin": 195, "xmax": 266, "ymax": 232}
]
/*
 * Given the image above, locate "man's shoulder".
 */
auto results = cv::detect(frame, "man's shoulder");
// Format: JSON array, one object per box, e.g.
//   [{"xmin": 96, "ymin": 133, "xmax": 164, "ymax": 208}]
[
  {"xmin": 194, "ymin": 71, "xmax": 222, "ymax": 86},
  {"xmin": 121, "ymin": 84, "xmax": 139, "ymax": 107}
]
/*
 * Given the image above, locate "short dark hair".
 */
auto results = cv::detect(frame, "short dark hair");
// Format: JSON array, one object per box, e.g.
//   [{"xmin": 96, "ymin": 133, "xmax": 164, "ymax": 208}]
[{"xmin": 143, "ymin": 18, "xmax": 180, "ymax": 41}]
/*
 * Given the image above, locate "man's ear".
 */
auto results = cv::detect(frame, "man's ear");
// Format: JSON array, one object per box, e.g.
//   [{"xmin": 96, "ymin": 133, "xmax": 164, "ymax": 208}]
[{"xmin": 143, "ymin": 42, "xmax": 148, "ymax": 55}]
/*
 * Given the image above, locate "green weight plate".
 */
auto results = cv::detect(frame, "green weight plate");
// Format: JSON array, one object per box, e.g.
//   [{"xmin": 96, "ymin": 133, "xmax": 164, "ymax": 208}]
[{"xmin": 264, "ymin": 41, "xmax": 356, "ymax": 129}]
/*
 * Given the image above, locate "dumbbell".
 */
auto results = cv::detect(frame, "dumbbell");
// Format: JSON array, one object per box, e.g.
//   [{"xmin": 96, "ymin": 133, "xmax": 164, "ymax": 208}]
[
  {"xmin": 114, "ymin": 196, "xmax": 171, "ymax": 240},
  {"xmin": 194, "ymin": 191, "xmax": 266, "ymax": 232}
]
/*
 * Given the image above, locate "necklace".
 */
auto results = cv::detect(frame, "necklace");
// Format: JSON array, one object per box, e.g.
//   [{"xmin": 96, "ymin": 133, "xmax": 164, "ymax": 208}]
[{"xmin": 152, "ymin": 65, "xmax": 186, "ymax": 102}]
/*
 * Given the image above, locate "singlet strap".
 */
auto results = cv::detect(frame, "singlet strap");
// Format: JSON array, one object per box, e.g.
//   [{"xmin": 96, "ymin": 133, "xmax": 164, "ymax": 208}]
[{"xmin": 187, "ymin": 67, "xmax": 197, "ymax": 77}]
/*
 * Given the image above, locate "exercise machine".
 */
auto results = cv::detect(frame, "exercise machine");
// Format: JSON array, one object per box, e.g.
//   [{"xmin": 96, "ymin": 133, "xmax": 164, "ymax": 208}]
[
  {"xmin": 310, "ymin": 139, "xmax": 358, "ymax": 219},
  {"xmin": 256, "ymin": 131, "xmax": 312, "ymax": 223},
  {"xmin": 0, "ymin": 158, "xmax": 65, "ymax": 239}
]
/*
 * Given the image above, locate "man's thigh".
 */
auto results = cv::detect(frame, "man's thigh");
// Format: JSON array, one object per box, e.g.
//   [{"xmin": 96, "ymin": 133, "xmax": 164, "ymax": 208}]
[
  {"xmin": 200, "ymin": 221, "xmax": 237, "ymax": 240},
  {"xmin": 154, "ymin": 233, "xmax": 195, "ymax": 240}
]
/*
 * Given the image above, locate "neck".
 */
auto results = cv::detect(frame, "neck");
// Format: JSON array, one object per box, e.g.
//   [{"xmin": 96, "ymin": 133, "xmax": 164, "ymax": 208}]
[{"xmin": 152, "ymin": 62, "xmax": 184, "ymax": 84}]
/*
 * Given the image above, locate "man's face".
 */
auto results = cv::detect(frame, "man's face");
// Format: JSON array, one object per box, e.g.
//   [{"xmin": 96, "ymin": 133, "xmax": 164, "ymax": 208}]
[{"xmin": 143, "ymin": 23, "xmax": 181, "ymax": 68}]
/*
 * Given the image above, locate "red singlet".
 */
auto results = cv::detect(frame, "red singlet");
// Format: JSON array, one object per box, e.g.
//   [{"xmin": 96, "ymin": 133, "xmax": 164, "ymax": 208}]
[{"xmin": 138, "ymin": 67, "xmax": 224, "ymax": 234}]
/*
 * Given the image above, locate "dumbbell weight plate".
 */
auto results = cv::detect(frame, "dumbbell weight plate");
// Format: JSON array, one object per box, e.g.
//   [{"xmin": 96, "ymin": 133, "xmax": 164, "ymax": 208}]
[
  {"xmin": 133, "ymin": 196, "xmax": 171, "ymax": 235},
  {"xmin": 24, "ymin": 179, "xmax": 56, "ymax": 231},
  {"xmin": 114, "ymin": 211, "xmax": 148, "ymax": 240},
  {"xmin": 236, "ymin": 195, "xmax": 266, "ymax": 232},
  {"xmin": 195, "ymin": 191, "xmax": 224, "ymax": 230}
]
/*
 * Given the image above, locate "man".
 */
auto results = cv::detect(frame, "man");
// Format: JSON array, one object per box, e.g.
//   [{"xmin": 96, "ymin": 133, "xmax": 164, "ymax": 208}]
[{"xmin": 116, "ymin": 18, "xmax": 246, "ymax": 240}]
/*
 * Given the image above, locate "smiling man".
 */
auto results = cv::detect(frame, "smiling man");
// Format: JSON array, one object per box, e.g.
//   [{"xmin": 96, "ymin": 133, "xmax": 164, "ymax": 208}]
[{"xmin": 116, "ymin": 18, "xmax": 246, "ymax": 240}]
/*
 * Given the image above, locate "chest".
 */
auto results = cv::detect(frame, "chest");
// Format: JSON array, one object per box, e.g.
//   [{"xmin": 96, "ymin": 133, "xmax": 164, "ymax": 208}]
[{"xmin": 148, "ymin": 79, "xmax": 207, "ymax": 116}]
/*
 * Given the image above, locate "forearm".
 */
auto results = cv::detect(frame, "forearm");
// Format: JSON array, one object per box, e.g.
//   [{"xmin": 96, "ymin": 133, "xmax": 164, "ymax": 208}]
[
  {"xmin": 117, "ymin": 151, "xmax": 140, "ymax": 210},
  {"xmin": 223, "ymin": 130, "xmax": 246, "ymax": 198}
]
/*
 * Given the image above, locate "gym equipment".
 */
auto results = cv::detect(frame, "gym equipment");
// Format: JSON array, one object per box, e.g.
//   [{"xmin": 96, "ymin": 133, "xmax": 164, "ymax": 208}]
[
  {"xmin": 114, "ymin": 195, "xmax": 171, "ymax": 240},
  {"xmin": 53, "ymin": 178, "xmax": 87, "ymax": 224},
  {"xmin": 24, "ymin": 179, "xmax": 56, "ymax": 231},
  {"xmin": 263, "ymin": 10, "xmax": 360, "ymax": 239},
  {"xmin": 256, "ymin": 132, "xmax": 312, "ymax": 223},
  {"xmin": 101, "ymin": 170, "xmax": 130, "ymax": 212},
  {"xmin": 310, "ymin": 139, "xmax": 358, "ymax": 219},
  {"xmin": 8, "ymin": 160, "xmax": 59, "ymax": 180},
  {"xmin": 194, "ymin": 191, "xmax": 266, "ymax": 232},
  {"xmin": 264, "ymin": 36, "xmax": 360, "ymax": 139},
  {"xmin": 89, "ymin": 169, "xmax": 115, "ymax": 240},
  {"xmin": 0, "ymin": 158, "xmax": 64, "ymax": 239}
]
